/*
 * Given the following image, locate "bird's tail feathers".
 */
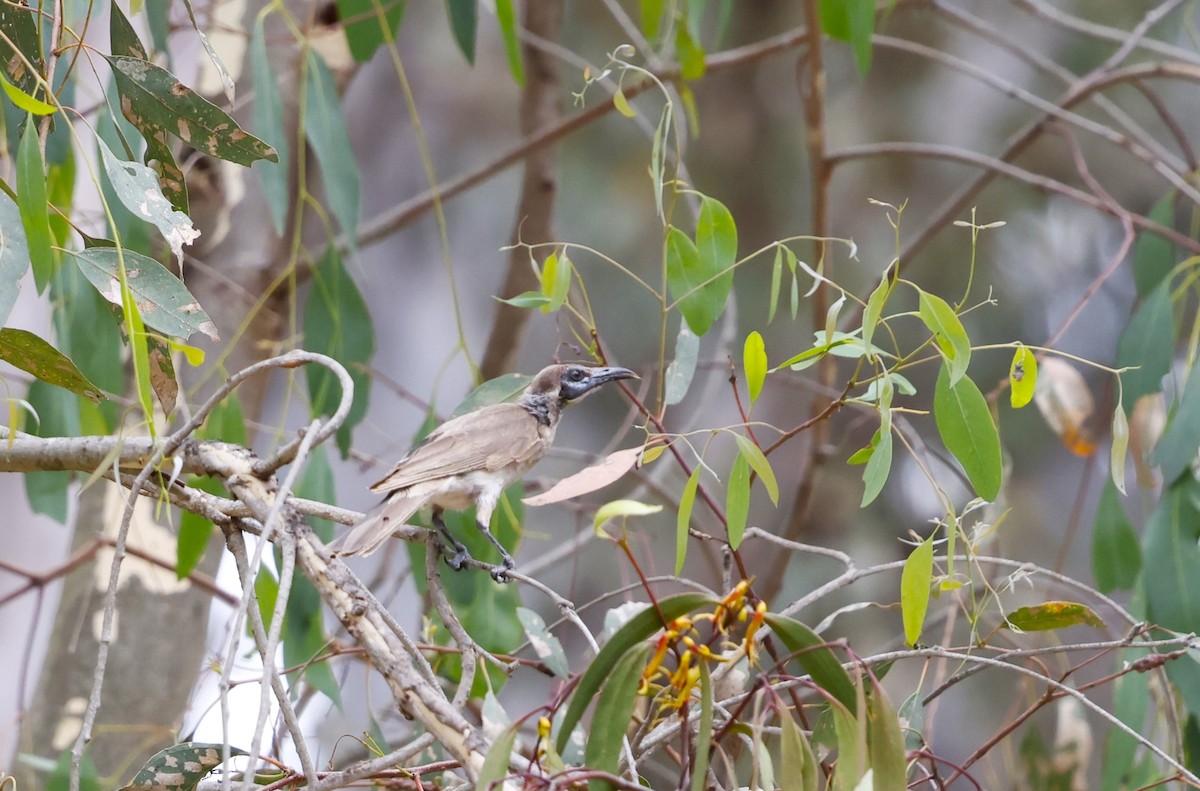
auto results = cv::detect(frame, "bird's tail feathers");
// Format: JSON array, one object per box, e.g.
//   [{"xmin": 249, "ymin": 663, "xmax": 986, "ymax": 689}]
[{"xmin": 336, "ymin": 494, "xmax": 422, "ymax": 557}]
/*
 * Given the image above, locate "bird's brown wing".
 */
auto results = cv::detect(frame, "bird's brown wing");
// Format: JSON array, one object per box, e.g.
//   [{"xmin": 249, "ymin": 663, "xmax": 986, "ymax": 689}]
[{"xmin": 369, "ymin": 403, "xmax": 548, "ymax": 494}]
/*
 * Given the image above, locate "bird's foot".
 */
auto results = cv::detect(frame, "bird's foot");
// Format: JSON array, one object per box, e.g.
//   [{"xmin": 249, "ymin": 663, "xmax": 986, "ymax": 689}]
[{"xmin": 486, "ymin": 556, "xmax": 516, "ymax": 583}]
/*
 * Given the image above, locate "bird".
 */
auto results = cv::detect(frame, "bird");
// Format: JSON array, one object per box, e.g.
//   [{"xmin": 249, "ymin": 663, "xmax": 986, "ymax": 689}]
[{"xmin": 337, "ymin": 363, "xmax": 638, "ymax": 580}]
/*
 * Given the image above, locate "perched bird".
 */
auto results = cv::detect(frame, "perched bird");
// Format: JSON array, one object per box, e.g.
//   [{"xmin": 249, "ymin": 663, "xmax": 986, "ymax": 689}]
[{"xmin": 338, "ymin": 363, "xmax": 637, "ymax": 579}]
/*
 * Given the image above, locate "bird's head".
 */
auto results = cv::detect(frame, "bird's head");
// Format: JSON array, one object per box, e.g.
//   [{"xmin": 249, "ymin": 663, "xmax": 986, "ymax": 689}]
[{"xmin": 527, "ymin": 363, "xmax": 639, "ymax": 404}]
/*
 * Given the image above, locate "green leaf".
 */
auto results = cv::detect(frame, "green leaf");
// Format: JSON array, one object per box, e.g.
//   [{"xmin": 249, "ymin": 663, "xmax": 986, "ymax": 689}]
[
  {"xmin": 1009, "ymin": 343, "xmax": 1037, "ymax": 409},
  {"xmin": 768, "ymin": 246, "xmax": 783, "ymax": 324},
  {"xmin": 676, "ymin": 23, "xmax": 706, "ymax": 81},
  {"xmin": 900, "ymin": 534, "xmax": 934, "ymax": 646},
  {"xmin": 1111, "ymin": 401, "xmax": 1129, "ymax": 495},
  {"xmin": 676, "ymin": 467, "xmax": 701, "ymax": 575},
  {"xmin": 0, "ymin": 1, "xmax": 44, "ymax": 98},
  {"xmin": 556, "ymin": 592, "xmax": 717, "ymax": 754},
  {"xmin": 860, "ymin": 428, "xmax": 892, "ymax": 507},
  {"xmin": 1003, "ymin": 601, "xmax": 1105, "ymax": 632},
  {"xmin": 585, "ymin": 644, "xmax": 652, "ymax": 791},
  {"xmin": 50, "ymin": 749, "xmax": 99, "ymax": 791},
  {"xmin": 251, "ymin": 16, "xmax": 290, "ymax": 236},
  {"xmin": 866, "ymin": 681, "xmax": 908, "ymax": 791},
  {"xmin": 121, "ymin": 276, "xmax": 157, "ymax": 435},
  {"xmin": 640, "ymin": 0, "xmax": 665, "ymax": 40},
  {"xmin": 445, "ymin": 0, "xmax": 477, "ymax": 63},
  {"xmin": 495, "ymin": 0, "xmax": 524, "ymax": 85},
  {"xmin": 1100, "ymin": 657, "xmax": 1150, "ymax": 791},
  {"xmin": 304, "ymin": 50, "xmax": 362, "ymax": 245},
  {"xmin": 743, "ymin": 330, "xmax": 767, "ymax": 404},
  {"xmin": 68, "ymin": 248, "xmax": 219, "ymax": 342},
  {"xmin": 539, "ymin": 250, "xmax": 571, "ymax": 313},
  {"xmin": 1143, "ymin": 479, "xmax": 1200, "ymax": 638},
  {"xmin": 338, "ymin": 0, "xmax": 407, "ymax": 62},
  {"xmin": 933, "ymin": 364, "xmax": 1002, "ymax": 501},
  {"xmin": 0, "ymin": 329, "xmax": 105, "ymax": 402},
  {"xmin": 476, "ymin": 720, "xmax": 519, "ymax": 791},
  {"xmin": 304, "ymin": 246, "xmax": 375, "ymax": 457},
  {"xmin": 496, "ymin": 290, "xmax": 553, "ymax": 309},
  {"xmin": 779, "ymin": 704, "xmax": 819, "ymax": 791},
  {"xmin": 690, "ymin": 663, "xmax": 715, "ymax": 791},
  {"xmin": 666, "ymin": 224, "xmax": 732, "ymax": 337},
  {"xmin": 254, "ymin": 566, "xmax": 279, "ymax": 633},
  {"xmin": 177, "ymin": 476, "xmax": 222, "ymax": 578},
  {"xmin": 106, "ymin": 55, "xmax": 277, "ymax": 166},
  {"xmin": 830, "ymin": 696, "xmax": 866, "ymax": 791},
  {"xmin": 1151, "ymin": 364, "xmax": 1200, "ymax": 485},
  {"xmin": 0, "ymin": 70, "xmax": 55, "ymax": 114},
  {"xmin": 17, "ymin": 116, "xmax": 54, "ymax": 292},
  {"xmin": 733, "ymin": 433, "xmax": 778, "ymax": 505},
  {"xmin": 665, "ymin": 324, "xmax": 699, "ymax": 406},
  {"xmin": 119, "ymin": 743, "xmax": 246, "ymax": 791},
  {"xmin": 1115, "ymin": 279, "xmax": 1174, "ymax": 410},
  {"xmin": 96, "ymin": 134, "xmax": 198, "ymax": 258},
  {"xmin": 918, "ymin": 289, "xmax": 971, "ymax": 385},
  {"xmin": 696, "ymin": 195, "xmax": 737, "ymax": 289},
  {"xmin": 1132, "ymin": 195, "xmax": 1176, "ymax": 296},
  {"xmin": 726, "ymin": 453, "xmax": 750, "ymax": 549},
  {"xmin": 450, "ymin": 372, "xmax": 530, "ymax": 417},
  {"xmin": 861, "ymin": 276, "xmax": 890, "ymax": 353},
  {"xmin": 284, "ymin": 546, "xmax": 343, "ymax": 705},
  {"xmin": 818, "ymin": 0, "xmax": 876, "ymax": 73},
  {"xmin": 1091, "ymin": 481, "xmax": 1140, "ymax": 594},
  {"xmin": 0, "ymin": 188, "xmax": 30, "ymax": 326},
  {"xmin": 24, "ymin": 379, "xmax": 78, "ymax": 522},
  {"xmin": 593, "ymin": 499, "xmax": 663, "ymax": 536},
  {"xmin": 517, "ymin": 606, "xmax": 568, "ymax": 677},
  {"xmin": 764, "ymin": 612, "xmax": 857, "ymax": 711}
]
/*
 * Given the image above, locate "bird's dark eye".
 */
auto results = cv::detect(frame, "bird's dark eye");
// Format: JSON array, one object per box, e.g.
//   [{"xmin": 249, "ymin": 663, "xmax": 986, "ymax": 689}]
[{"xmin": 568, "ymin": 368, "xmax": 586, "ymax": 382}]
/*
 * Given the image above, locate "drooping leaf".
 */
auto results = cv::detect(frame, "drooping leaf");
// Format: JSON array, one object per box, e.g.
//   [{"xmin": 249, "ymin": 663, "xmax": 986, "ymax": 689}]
[
  {"xmin": 726, "ymin": 453, "xmax": 750, "ymax": 549},
  {"xmin": 1115, "ymin": 279, "xmax": 1174, "ymax": 410},
  {"xmin": 1034, "ymin": 357, "xmax": 1096, "ymax": 456},
  {"xmin": 180, "ymin": 0, "xmax": 236, "ymax": 100},
  {"xmin": 304, "ymin": 246, "xmax": 374, "ymax": 457},
  {"xmin": 901, "ymin": 533, "xmax": 934, "ymax": 646},
  {"xmin": 106, "ymin": 55, "xmax": 277, "ymax": 166},
  {"xmin": 476, "ymin": 720, "xmax": 520, "ymax": 791},
  {"xmin": 768, "ymin": 246, "xmax": 783, "ymax": 324},
  {"xmin": 0, "ymin": 188, "xmax": 30, "ymax": 326},
  {"xmin": 933, "ymin": 364, "xmax": 1002, "ymax": 501},
  {"xmin": 1132, "ymin": 195, "xmax": 1176, "ymax": 296},
  {"xmin": 1111, "ymin": 401, "xmax": 1129, "ymax": 495},
  {"xmin": 861, "ymin": 275, "xmax": 891, "ymax": 354},
  {"xmin": 918, "ymin": 289, "xmax": 971, "ymax": 385},
  {"xmin": 557, "ymin": 593, "xmax": 717, "ymax": 754},
  {"xmin": 496, "ymin": 291, "xmax": 553, "ymax": 309},
  {"xmin": 733, "ymin": 434, "xmax": 778, "ymax": 505},
  {"xmin": 68, "ymin": 248, "xmax": 219, "ymax": 342},
  {"xmin": 303, "ymin": 50, "xmax": 362, "ymax": 246},
  {"xmin": 23, "ymin": 379, "xmax": 77, "ymax": 522},
  {"xmin": 0, "ymin": 329, "xmax": 105, "ymax": 402},
  {"xmin": 818, "ymin": 0, "xmax": 876, "ymax": 72},
  {"xmin": 0, "ymin": 70, "xmax": 55, "ymax": 114},
  {"xmin": 666, "ymin": 224, "xmax": 732, "ymax": 337},
  {"xmin": 585, "ymin": 644, "xmax": 652, "ymax": 791},
  {"xmin": 517, "ymin": 606, "xmax": 569, "ymax": 677},
  {"xmin": 866, "ymin": 680, "xmax": 908, "ymax": 791},
  {"xmin": 689, "ymin": 663, "xmax": 714, "ymax": 791},
  {"xmin": 1009, "ymin": 344, "xmax": 1037, "ymax": 409},
  {"xmin": 1100, "ymin": 656, "xmax": 1151, "ymax": 791},
  {"xmin": 1151, "ymin": 364, "xmax": 1200, "ymax": 486},
  {"xmin": 119, "ymin": 742, "xmax": 246, "ymax": 791},
  {"xmin": 1091, "ymin": 481, "xmax": 1140, "ymax": 594},
  {"xmin": 251, "ymin": 16, "xmax": 290, "ymax": 236},
  {"xmin": 0, "ymin": 1, "xmax": 44, "ymax": 98},
  {"xmin": 445, "ymin": 0, "xmax": 477, "ymax": 63},
  {"xmin": 17, "ymin": 116, "xmax": 54, "ymax": 292},
  {"xmin": 1143, "ymin": 480, "xmax": 1200, "ymax": 641},
  {"xmin": 338, "ymin": 0, "xmax": 407, "ymax": 62},
  {"xmin": 665, "ymin": 324, "xmax": 699, "ymax": 405},
  {"xmin": 524, "ymin": 446, "xmax": 642, "ymax": 506},
  {"xmin": 96, "ymin": 135, "xmax": 199, "ymax": 259},
  {"xmin": 177, "ymin": 475, "xmax": 223, "ymax": 578},
  {"xmin": 1003, "ymin": 601, "xmax": 1105, "ymax": 632},
  {"xmin": 763, "ymin": 613, "xmax": 857, "ymax": 711},
  {"xmin": 744, "ymin": 330, "xmax": 767, "ymax": 404},
  {"xmin": 495, "ymin": 0, "xmax": 524, "ymax": 85},
  {"xmin": 779, "ymin": 704, "xmax": 819, "ymax": 791},
  {"xmin": 538, "ymin": 250, "xmax": 571, "ymax": 313},
  {"xmin": 861, "ymin": 428, "xmax": 892, "ymax": 507},
  {"xmin": 676, "ymin": 467, "xmax": 701, "ymax": 575},
  {"xmin": 640, "ymin": 0, "xmax": 665, "ymax": 40}
]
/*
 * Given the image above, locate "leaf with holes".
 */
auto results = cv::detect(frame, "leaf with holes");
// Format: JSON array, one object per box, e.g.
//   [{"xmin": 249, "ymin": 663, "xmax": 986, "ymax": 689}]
[{"xmin": 96, "ymin": 135, "xmax": 198, "ymax": 259}]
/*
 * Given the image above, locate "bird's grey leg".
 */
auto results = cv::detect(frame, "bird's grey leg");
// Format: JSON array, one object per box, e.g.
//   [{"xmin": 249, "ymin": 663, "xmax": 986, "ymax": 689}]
[
  {"xmin": 431, "ymin": 509, "xmax": 471, "ymax": 570},
  {"xmin": 475, "ymin": 516, "xmax": 515, "ymax": 582}
]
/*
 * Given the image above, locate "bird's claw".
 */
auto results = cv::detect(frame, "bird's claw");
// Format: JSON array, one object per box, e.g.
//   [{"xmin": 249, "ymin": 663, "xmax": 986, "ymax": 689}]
[{"xmin": 487, "ymin": 557, "xmax": 516, "ymax": 583}]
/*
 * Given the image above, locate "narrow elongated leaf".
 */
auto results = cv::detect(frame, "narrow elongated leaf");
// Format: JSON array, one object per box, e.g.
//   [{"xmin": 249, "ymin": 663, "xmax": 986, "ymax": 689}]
[
  {"xmin": 861, "ymin": 277, "xmax": 890, "ymax": 353},
  {"xmin": 1132, "ymin": 195, "xmax": 1176, "ymax": 296},
  {"xmin": 861, "ymin": 429, "xmax": 892, "ymax": 507},
  {"xmin": 109, "ymin": 0, "xmax": 148, "ymax": 61},
  {"xmin": 121, "ymin": 275, "xmax": 156, "ymax": 435},
  {"xmin": 0, "ymin": 71, "xmax": 55, "ymax": 113},
  {"xmin": 1143, "ymin": 480, "xmax": 1200, "ymax": 638},
  {"xmin": 763, "ymin": 613, "xmax": 857, "ymax": 711},
  {"xmin": 676, "ymin": 23, "xmax": 706, "ymax": 80},
  {"xmin": 612, "ymin": 87, "xmax": 636, "ymax": 118},
  {"xmin": 726, "ymin": 453, "xmax": 750, "ymax": 548},
  {"xmin": 585, "ymin": 644, "xmax": 651, "ymax": 791},
  {"xmin": 1100, "ymin": 659, "xmax": 1150, "ymax": 791},
  {"xmin": 933, "ymin": 364, "xmax": 1002, "ymax": 501},
  {"xmin": 1091, "ymin": 481, "xmax": 1140, "ymax": 594},
  {"xmin": 1003, "ymin": 601, "xmax": 1104, "ymax": 632},
  {"xmin": 744, "ymin": 331, "xmax": 767, "ymax": 404},
  {"xmin": 918, "ymin": 289, "xmax": 971, "ymax": 385},
  {"xmin": 106, "ymin": 56, "xmax": 277, "ymax": 166},
  {"xmin": 593, "ymin": 499, "xmax": 663, "ymax": 536},
  {"xmin": 768, "ymin": 246, "xmax": 783, "ymax": 324},
  {"xmin": 338, "ymin": 0, "xmax": 407, "ymax": 62},
  {"xmin": 495, "ymin": 0, "xmax": 524, "ymax": 85},
  {"xmin": 445, "ymin": 0, "xmax": 477, "ymax": 63},
  {"xmin": 539, "ymin": 250, "xmax": 571, "ymax": 313},
  {"xmin": 68, "ymin": 248, "xmax": 219, "ymax": 341},
  {"xmin": 476, "ymin": 720, "xmax": 519, "ymax": 791},
  {"xmin": 0, "ymin": 1, "xmax": 43, "ymax": 97},
  {"xmin": 0, "ymin": 189, "xmax": 30, "ymax": 326},
  {"xmin": 119, "ymin": 742, "xmax": 246, "ymax": 791},
  {"xmin": 517, "ymin": 606, "xmax": 569, "ymax": 677},
  {"xmin": 690, "ymin": 663, "xmax": 714, "ymax": 791},
  {"xmin": 696, "ymin": 195, "xmax": 737, "ymax": 286},
  {"xmin": 24, "ymin": 379, "xmax": 76, "ymax": 521},
  {"xmin": 523, "ymin": 446, "xmax": 642, "ymax": 506},
  {"xmin": 0, "ymin": 329, "xmax": 105, "ymax": 401},
  {"xmin": 180, "ymin": 0, "xmax": 236, "ymax": 100},
  {"xmin": 305, "ymin": 246, "xmax": 374, "ymax": 456},
  {"xmin": 665, "ymin": 324, "xmax": 699, "ymax": 406},
  {"xmin": 96, "ymin": 135, "xmax": 199, "ymax": 259},
  {"xmin": 733, "ymin": 434, "xmax": 778, "ymax": 505},
  {"xmin": 831, "ymin": 697, "xmax": 866, "ymax": 791},
  {"xmin": 1111, "ymin": 403, "xmax": 1129, "ymax": 495},
  {"xmin": 641, "ymin": 0, "xmax": 665, "ymax": 40},
  {"xmin": 867, "ymin": 682, "xmax": 907, "ymax": 791},
  {"xmin": 901, "ymin": 534, "xmax": 934, "ymax": 646},
  {"xmin": 17, "ymin": 118, "xmax": 54, "ymax": 292},
  {"xmin": 676, "ymin": 468, "xmax": 701, "ymax": 576},
  {"xmin": 556, "ymin": 593, "xmax": 716, "ymax": 754},
  {"xmin": 779, "ymin": 704, "xmax": 819, "ymax": 791},
  {"xmin": 1009, "ymin": 344, "xmax": 1037, "ymax": 408},
  {"xmin": 251, "ymin": 17, "xmax": 289, "ymax": 236},
  {"xmin": 304, "ymin": 50, "xmax": 362, "ymax": 245},
  {"xmin": 1115, "ymin": 280, "xmax": 1174, "ymax": 409},
  {"xmin": 1151, "ymin": 364, "xmax": 1200, "ymax": 485},
  {"xmin": 819, "ymin": 0, "xmax": 876, "ymax": 72}
]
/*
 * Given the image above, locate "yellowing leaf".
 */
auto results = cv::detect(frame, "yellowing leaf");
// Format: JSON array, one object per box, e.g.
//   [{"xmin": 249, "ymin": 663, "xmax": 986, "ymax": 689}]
[
  {"xmin": 744, "ymin": 331, "xmax": 767, "ymax": 404},
  {"xmin": 733, "ymin": 433, "xmax": 778, "ymax": 505},
  {"xmin": 593, "ymin": 499, "xmax": 662, "ymax": 536},
  {"xmin": 1034, "ymin": 357, "xmax": 1096, "ymax": 456},
  {"xmin": 901, "ymin": 534, "xmax": 934, "ymax": 646},
  {"xmin": 613, "ymin": 87, "xmax": 636, "ymax": 117},
  {"xmin": 1003, "ymin": 601, "xmax": 1105, "ymax": 632},
  {"xmin": 0, "ymin": 71, "xmax": 56, "ymax": 115},
  {"xmin": 1009, "ymin": 344, "xmax": 1037, "ymax": 408}
]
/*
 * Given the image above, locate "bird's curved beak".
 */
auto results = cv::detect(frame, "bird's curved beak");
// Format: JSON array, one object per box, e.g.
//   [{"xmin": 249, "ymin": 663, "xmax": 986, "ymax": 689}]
[
  {"xmin": 589, "ymin": 366, "xmax": 639, "ymax": 386},
  {"xmin": 562, "ymin": 365, "xmax": 638, "ymax": 402}
]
